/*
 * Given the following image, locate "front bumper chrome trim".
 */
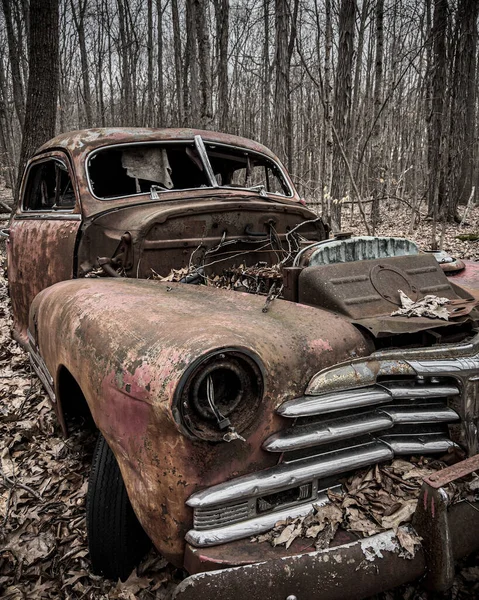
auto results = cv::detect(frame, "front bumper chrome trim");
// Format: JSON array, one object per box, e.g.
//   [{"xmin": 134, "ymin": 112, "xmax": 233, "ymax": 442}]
[{"xmin": 186, "ymin": 494, "xmax": 329, "ymax": 547}]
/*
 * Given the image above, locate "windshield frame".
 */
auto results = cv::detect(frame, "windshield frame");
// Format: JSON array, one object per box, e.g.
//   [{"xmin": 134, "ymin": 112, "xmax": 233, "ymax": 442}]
[{"xmin": 85, "ymin": 137, "xmax": 294, "ymax": 201}]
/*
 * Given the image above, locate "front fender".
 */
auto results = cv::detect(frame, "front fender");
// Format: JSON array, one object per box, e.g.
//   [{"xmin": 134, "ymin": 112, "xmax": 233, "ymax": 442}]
[{"xmin": 29, "ymin": 278, "xmax": 372, "ymax": 564}]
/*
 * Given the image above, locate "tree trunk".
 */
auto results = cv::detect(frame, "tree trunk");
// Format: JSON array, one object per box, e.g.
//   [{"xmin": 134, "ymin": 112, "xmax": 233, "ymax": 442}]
[
  {"xmin": 195, "ymin": 0, "xmax": 213, "ymax": 128},
  {"xmin": 17, "ymin": 0, "xmax": 59, "ymax": 205},
  {"xmin": 428, "ymin": 0, "xmax": 448, "ymax": 246},
  {"xmin": 171, "ymin": 0, "xmax": 184, "ymax": 126},
  {"xmin": 70, "ymin": 0, "xmax": 93, "ymax": 126},
  {"xmin": 449, "ymin": 0, "xmax": 478, "ymax": 211},
  {"xmin": 370, "ymin": 0, "xmax": 384, "ymax": 234},
  {"xmin": 331, "ymin": 0, "xmax": 356, "ymax": 231},
  {"xmin": 323, "ymin": 0, "xmax": 333, "ymax": 224},
  {"xmin": 214, "ymin": 0, "xmax": 229, "ymax": 132},
  {"xmin": 1, "ymin": 0, "xmax": 25, "ymax": 129},
  {"xmin": 156, "ymin": 0, "xmax": 165, "ymax": 126},
  {"xmin": 273, "ymin": 0, "xmax": 289, "ymax": 165}
]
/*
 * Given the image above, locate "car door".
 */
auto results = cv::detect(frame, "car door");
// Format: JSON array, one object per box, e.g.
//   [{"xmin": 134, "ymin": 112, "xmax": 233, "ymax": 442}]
[{"xmin": 7, "ymin": 151, "xmax": 82, "ymax": 344}]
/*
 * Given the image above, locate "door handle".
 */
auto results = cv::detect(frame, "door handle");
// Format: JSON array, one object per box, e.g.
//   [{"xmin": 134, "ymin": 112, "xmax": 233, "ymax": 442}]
[{"xmin": 0, "ymin": 228, "xmax": 10, "ymax": 239}]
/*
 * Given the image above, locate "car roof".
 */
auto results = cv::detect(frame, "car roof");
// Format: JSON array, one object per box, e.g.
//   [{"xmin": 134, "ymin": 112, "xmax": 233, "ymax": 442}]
[{"xmin": 36, "ymin": 127, "xmax": 279, "ymax": 160}]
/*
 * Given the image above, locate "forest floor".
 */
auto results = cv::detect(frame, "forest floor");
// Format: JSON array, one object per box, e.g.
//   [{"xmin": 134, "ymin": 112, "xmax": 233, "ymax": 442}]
[{"xmin": 0, "ymin": 180, "xmax": 479, "ymax": 599}]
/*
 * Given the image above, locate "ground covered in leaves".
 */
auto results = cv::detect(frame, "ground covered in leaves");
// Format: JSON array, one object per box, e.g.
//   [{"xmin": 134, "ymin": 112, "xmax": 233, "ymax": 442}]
[{"xmin": 1, "ymin": 184, "xmax": 479, "ymax": 598}]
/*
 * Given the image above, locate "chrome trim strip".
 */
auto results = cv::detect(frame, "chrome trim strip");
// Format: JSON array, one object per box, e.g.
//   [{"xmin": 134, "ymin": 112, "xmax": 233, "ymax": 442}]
[
  {"xmin": 263, "ymin": 412, "xmax": 392, "ymax": 452},
  {"xmin": 186, "ymin": 494, "xmax": 328, "ymax": 547},
  {"xmin": 263, "ymin": 404, "xmax": 460, "ymax": 453},
  {"xmin": 279, "ymin": 383, "xmax": 459, "ymax": 418},
  {"xmin": 305, "ymin": 332, "xmax": 479, "ymax": 396},
  {"xmin": 382, "ymin": 404, "xmax": 460, "ymax": 424},
  {"xmin": 278, "ymin": 386, "xmax": 392, "ymax": 418},
  {"xmin": 381, "ymin": 435, "xmax": 458, "ymax": 455},
  {"xmin": 186, "ymin": 441, "xmax": 393, "ymax": 509}
]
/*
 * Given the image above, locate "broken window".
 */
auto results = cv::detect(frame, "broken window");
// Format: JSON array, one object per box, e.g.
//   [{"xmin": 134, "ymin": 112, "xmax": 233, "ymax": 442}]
[
  {"xmin": 205, "ymin": 144, "xmax": 290, "ymax": 196},
  {"xmin": 87, "ymin": 139, "xmax": 292, "ymax": 200},
  {"xmin": 88, "ymin": 142, "xmax": 209, "ymax": 199},
  {"xmin": 23, "ymin": 159, "xmax": 76, "ymax": 211}
]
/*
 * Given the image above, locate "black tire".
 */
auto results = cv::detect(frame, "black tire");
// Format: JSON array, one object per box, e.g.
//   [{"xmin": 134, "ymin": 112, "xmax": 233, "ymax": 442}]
[{"xmin": 86, "ymin": 433, "xmax": 152, "ymax": 580}]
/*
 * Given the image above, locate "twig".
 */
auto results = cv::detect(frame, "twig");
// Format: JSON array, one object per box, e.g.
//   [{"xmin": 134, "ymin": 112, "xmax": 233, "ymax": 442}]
[
  {"xmin": 2, "ymin": 487, "xmax": 12, "ymax": 524},
  {"xmin": 0, "ymin": 200, "xmax": 11, "ymax": 213},
  {"xmin": 331, "ymin": 123, "xmax": 371, "ymax": 235},
  {"xmin": 0, "ymin": 466, "xmax": 43, "ymax": 500},
  {"xmin": 460, "ymin": 187, "xmax": 476, "ymax": 228}
]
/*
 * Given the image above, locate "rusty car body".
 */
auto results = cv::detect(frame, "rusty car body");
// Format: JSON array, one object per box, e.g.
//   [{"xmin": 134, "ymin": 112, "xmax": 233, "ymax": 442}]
[{"xmin": 2, "ymin": 128, "xmax": 479, "ymax": 599}]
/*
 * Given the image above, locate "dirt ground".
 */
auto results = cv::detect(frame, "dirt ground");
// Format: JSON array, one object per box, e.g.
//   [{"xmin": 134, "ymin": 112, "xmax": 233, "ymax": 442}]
[{"xmin": 0, "ymin": 183, "xmax": 478, "ymax": 599}]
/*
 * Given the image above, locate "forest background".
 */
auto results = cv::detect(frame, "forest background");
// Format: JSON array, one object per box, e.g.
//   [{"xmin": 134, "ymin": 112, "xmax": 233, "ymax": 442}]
[{"xmin": 0, "ymin": 0, "xmax": 478, "ymax": 244}]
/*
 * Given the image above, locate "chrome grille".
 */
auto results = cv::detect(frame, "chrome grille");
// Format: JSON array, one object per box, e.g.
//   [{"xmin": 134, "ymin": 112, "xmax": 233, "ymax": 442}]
[
  {"xmin": 264, "ymin": 381, "xmax": 460, "ymax": 453},
  {"xmin": 186, "ymin": 337, "xmax": 479, "ymax": 547},
  {"xmin": 194, "ymin": 500, "xmax": 251, "ymax": 530}
]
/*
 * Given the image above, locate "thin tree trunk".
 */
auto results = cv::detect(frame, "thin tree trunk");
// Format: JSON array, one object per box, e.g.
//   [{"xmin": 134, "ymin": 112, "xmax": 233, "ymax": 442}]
[
  {"xmin": 17, "ymin": 0, "xmax": 59, "ymax": 205},
  {"xmin": 371, "ymin": 0, "xmax": 384, "ymax": 234},
  {"xmin": 332, "ymin": 0, "xmax": 356, "ymax": 230},
  {"xmin": 214, "ymin": 0, "xmax": 229, "ymax": 131},
  {"xmin": 195, "ymin": 0, "xmax": 213, "ymax": 128},
  {"xmin": 2, "ymin": 0, "xmax": 25, "ymax": 129},
  {"xmin": 171, "ymin": 0, "xmax": 184, "ymax": 126}
]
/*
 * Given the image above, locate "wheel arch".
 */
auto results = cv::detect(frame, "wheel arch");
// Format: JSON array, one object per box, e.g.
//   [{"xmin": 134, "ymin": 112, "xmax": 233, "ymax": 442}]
[{"xmin": 56, "ymin": 364, "xmax": 96, "ymax": 436}]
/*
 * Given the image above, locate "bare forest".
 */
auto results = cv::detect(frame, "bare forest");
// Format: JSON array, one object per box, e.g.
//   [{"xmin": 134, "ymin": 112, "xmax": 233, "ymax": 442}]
[{"xmin": 0, "ymin": 0, "xmax": 478, "ymax": 239}]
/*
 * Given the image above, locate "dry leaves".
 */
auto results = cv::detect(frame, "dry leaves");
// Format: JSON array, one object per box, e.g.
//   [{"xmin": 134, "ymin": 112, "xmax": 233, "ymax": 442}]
[
  {"xmin": 392, "ymin": 290, "xmax": 451, "ymax": 320},
  {"xmin": 251, "ymin": 457, "xmax": 478, "ymax": 564}
]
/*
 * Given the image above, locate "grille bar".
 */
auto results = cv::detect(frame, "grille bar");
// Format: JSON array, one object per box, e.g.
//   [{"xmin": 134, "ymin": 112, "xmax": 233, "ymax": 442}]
[
  {"xmin": 278, "ymin": 383, "xmax": 459, "ymax": 418},
  {"xmin": 382, "ymin": 434, "xmax": 457, "ymax": 454},
  {"xmin": 263, "ymin": 403, "xmax": 460, "ymax": 453},
  {"xmin": 187, "ymin": 494, "xmax": 329, "ymax": 547},
  {"xmin": 187, "ymin": 441, "xmax": 393, "ymax": 509}
]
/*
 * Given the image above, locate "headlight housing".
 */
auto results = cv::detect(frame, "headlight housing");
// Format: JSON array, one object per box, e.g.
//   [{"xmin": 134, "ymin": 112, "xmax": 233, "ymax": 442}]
[{"xmin": 175, "ymin": 349, "xmax": 264, "ymax": 441}]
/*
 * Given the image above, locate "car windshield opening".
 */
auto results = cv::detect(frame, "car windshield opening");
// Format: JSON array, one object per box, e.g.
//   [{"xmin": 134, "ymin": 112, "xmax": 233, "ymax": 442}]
[
  {"xmin": 87, "ymin": 139, "xmax": 291, "ymax": 199},
  {"xmin": 205, "ymin": 143, "xmax": 290, "ymax": 196},
  {"xmin": 88, "ymin": 142, "xmax": 209, "ymax": 199}
]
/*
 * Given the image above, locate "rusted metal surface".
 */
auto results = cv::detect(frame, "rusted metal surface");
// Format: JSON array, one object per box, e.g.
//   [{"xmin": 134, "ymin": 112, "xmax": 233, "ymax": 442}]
[
  {"xmin": 33, "ymin": 128, "xmax": 302, "ymax": 218},
  {"xmin": 28, "ymin": 277, "xmax": 371, "ymax": 564},
  {"xmin": 414, "ymin": 455, "xmax": 479, "ymax": 591},
  {"xmin": 447, "ymin": 259, "xmax": 479, "ymax": 292},
  {"xmin": 175, "ymin": 528, "xmax": 427, "ymax": 600},
  {"xmin": 298, "ymin": 254, "xmax": 478, "ymax": 337},
  {"xmin": 77, "ymin": 198, "xmax": 323, "ymax": 281},
  {"xmin": 174, "ymin": 500, "xmax": 479, "ymax": 600},
  {"xmin": 7, "ymin": 217, "xmax": 80, "ymax": 343},
  {"xmin": 424, "ymin": 453, "xmax": 479, "ymax": 488}
]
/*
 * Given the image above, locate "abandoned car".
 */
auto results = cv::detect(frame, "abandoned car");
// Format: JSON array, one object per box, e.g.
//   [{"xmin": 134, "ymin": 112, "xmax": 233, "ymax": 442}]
[{"xmin": 2, "ymin": 128, "xmax": 479, "ymax": 599}]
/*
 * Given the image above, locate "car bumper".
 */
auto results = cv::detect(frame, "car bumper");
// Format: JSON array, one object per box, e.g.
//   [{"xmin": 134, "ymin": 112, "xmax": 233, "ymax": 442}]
[{"xmin": 174, "ymin": 455, "xmax": 479, "ymax": 600}]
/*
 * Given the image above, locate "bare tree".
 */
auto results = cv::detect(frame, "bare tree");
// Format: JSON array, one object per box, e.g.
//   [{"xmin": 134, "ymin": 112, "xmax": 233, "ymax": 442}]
[{"xmin": 17, "ymin": 0, "xmax": 59, "ymax": 203}]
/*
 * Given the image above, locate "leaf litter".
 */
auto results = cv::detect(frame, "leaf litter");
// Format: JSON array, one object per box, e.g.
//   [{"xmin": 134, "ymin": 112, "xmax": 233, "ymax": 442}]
[{"xmin": 0, "ymin": 244, "xmax": 177, "ymax": 598}]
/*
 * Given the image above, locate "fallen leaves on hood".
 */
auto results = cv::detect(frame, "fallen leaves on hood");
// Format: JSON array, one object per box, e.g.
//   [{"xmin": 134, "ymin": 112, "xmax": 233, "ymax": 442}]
[{"xmin": 392, "ymin": 290, "xmax": 450, "ymax": 320}]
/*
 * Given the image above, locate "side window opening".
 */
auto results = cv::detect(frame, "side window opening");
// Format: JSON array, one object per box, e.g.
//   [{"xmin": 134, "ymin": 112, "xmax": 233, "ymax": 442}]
[{"xmin": 23, "ymin": 159, "xmax": 76, "ymax": 211}]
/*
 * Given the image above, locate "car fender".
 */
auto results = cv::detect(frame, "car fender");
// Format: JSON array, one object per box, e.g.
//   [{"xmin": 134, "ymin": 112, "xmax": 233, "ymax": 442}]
[{"xmin": 28, "ymin": 278, "xmax": 372, "ymax": 564}]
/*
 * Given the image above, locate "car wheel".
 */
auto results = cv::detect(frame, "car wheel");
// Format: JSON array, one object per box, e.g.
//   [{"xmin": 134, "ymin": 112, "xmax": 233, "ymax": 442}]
[{"xmin": 86, "ymin": 432, "xmax": 152, "ymax": 580}]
